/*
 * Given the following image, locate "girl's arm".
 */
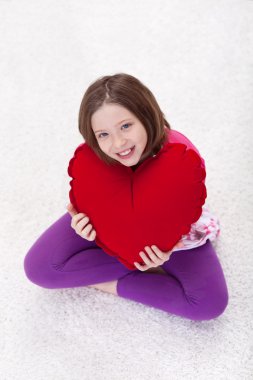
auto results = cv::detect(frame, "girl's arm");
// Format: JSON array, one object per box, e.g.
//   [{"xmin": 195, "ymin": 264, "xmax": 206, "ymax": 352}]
[{"xmin": 168, "ymin": 129, "xmax": 220, "ymax": 251}]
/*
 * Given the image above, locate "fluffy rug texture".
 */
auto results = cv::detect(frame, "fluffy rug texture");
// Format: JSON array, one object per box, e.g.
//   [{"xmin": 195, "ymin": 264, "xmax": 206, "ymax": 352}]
[{"xmin": 1, "ymin": 1, "xmax": 252, "ymax": 379}]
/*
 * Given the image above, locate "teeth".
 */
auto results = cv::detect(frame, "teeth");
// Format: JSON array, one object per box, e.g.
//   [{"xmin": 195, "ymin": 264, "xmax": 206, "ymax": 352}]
[{"xmin": 118, "ymin": 148, "xmax": 132, "ymax": 156}]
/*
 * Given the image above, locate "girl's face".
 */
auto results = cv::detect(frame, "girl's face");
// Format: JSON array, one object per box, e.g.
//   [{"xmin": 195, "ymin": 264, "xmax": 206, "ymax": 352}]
[{"xmin": 91, "ymin": 103, "xmax": 148, "ymax": 166}]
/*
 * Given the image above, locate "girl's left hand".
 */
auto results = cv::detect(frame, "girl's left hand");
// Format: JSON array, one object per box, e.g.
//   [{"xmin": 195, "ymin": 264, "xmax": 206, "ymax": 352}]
[{"xmin": 134, "ymin": 241, "xmax": 184, "ymax": 271}]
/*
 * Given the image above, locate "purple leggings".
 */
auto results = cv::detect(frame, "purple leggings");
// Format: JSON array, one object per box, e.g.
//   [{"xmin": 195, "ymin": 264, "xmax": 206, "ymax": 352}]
[{"xmin": 24, "ymin": 212, "xmax": 229, "ymax": 321}]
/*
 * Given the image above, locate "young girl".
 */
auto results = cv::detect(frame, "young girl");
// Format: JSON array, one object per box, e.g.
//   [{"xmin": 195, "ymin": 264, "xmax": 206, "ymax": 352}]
[{"xmin": 24, "ymin": 73, "xmax": 229, "ymax": 321}]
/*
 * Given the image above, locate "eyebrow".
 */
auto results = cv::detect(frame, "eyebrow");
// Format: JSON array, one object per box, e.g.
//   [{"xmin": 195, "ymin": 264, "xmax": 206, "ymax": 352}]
[{"xmin": 93, "ymin": 119, "xmax": 132, "ymax": 134}]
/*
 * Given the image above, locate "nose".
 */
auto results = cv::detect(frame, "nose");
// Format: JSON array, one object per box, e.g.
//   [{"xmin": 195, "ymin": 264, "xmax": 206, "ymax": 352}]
[{"xmin": 112, "ymin": 133, "xmax": 128, "ymax": 150}]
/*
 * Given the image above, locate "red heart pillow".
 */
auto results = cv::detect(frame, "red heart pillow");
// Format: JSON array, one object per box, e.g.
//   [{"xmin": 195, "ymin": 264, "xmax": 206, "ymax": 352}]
[{"xmin": 67, "ymin": 129, "xmax": 207, "ymax": 270}]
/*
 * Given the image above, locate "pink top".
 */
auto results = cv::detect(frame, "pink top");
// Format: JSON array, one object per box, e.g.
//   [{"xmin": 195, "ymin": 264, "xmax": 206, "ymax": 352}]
[
  {"xmin": 168, "ymin": 129, "xmax": 206, "ymax": 170},
  {"xmin": 168, "ymin": 129, "xmax": 220, "ymax": 251}
]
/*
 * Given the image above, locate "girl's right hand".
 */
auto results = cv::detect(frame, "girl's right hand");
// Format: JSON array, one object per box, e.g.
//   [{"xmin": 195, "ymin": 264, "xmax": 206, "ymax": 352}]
[{"xmin": 66, "ymin": 203, "xmax": 97, "ymax": 241}]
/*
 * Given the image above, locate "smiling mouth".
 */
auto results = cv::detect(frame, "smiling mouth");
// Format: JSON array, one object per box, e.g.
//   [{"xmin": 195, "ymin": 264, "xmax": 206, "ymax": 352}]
[{"xmin": 116, "ymin": 146, "xmax": 135, "ymax": 158}]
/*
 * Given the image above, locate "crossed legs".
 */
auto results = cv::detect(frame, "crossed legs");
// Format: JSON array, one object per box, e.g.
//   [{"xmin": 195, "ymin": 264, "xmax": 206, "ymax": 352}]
[{"xmin": 24, "ymin": 212, "xmax": 229, "ymax": 320}]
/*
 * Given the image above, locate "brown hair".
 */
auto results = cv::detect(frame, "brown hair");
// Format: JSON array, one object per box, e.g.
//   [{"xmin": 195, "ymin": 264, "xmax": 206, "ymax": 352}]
[{"xmin": 78, "ymin": 73, "xmax": 171, "ymax": 166}]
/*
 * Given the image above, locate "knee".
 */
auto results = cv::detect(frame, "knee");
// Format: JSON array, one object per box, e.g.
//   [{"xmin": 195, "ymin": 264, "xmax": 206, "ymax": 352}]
[
  {"xmin": 192, "ymin": 286, "xmax": 229, "ymax": 321},
  {"xmin": 23, "ymin": 248, "xmax": 55, "ymax": 289}
]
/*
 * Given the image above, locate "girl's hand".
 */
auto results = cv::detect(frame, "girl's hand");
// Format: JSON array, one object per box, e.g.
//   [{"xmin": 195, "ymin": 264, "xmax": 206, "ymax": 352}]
[
  {"xmin": 134, "ymin": 241, "xmax": 184, "ymax": 272},
  {"xmin": 66, "ymin": 203, "xmax": 97, "ymax": 241}
]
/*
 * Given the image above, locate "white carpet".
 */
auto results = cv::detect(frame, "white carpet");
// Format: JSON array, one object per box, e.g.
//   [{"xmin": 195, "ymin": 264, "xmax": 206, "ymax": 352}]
[{"xmin": 1, "ymin": 1, "xmax": 253, "ymax": 379}]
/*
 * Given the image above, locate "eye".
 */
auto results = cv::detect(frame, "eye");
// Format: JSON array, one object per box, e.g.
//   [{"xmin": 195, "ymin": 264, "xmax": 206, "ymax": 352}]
[
  {"xmin": 97, "ymin": 132, "xmax": 108, "ymax": 139},
  {"xmin": 97, "ymin": 123, "xmax": 132, "ymax": 139},
  {"xmin": 121, "ymin": 123, "xmax": 131, "ymax": 130}
]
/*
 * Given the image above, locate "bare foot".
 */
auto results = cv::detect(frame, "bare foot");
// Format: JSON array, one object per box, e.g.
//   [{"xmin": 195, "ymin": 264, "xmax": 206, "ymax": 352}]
[
  {"xmin": 88, "ymin": 267, "xmax": 167, "ymax": 296},
  {"xmin": 88, "ymin": 280, "xmax": 118, "ymax": 295}
]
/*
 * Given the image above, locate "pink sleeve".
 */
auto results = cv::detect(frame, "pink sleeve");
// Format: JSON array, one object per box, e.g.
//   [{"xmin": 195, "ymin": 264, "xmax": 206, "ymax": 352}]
[
  {"xmin": 173, "ymin": 206, "xmax": 221, "ymax": 252},
  {"xmin": 168, "ymin": 129, "xmax": 206, "ymax": 169}
]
